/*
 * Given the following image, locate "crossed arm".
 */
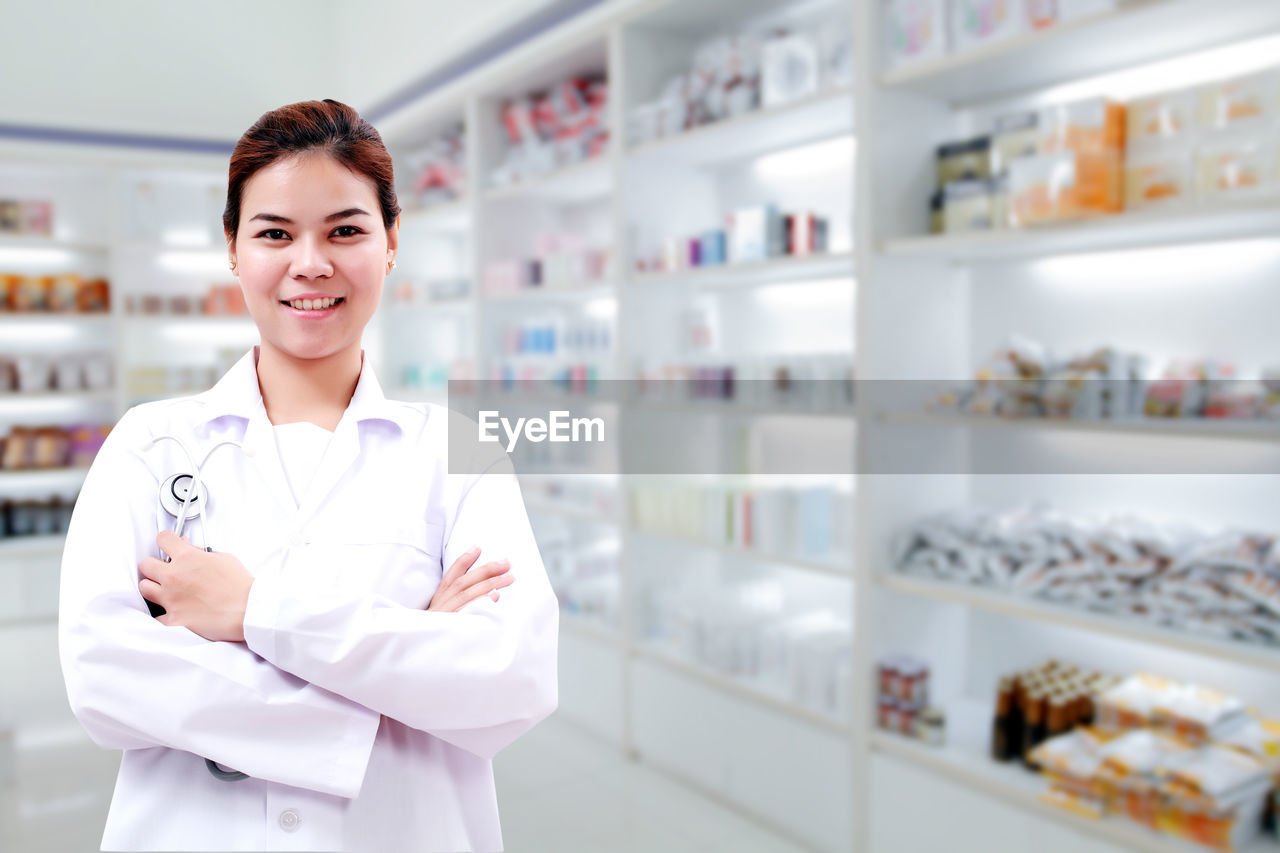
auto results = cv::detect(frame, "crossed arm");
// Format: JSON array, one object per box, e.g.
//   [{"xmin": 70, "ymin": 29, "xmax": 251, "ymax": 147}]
[{"xmin": 59, "ymin": 411, "xmax": 558, "ymax": 799}]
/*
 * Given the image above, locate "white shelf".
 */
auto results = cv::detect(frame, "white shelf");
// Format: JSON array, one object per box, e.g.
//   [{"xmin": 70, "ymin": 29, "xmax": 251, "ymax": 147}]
[
  {"xmin": 524, "ymin": 499, "xmax": 620, "ymax": 524},
  {"xmin": 481, "ymin": 156, "xmax": 612, "ymax": 204},
  {"xmin": 626, "ymin": 87, "xmax": 855, "ymax": 167},
  {"xmin": 877, "ymin": 572, "xmax": 1280, "ymax": 672},
  {"xmin": 481, "ymin": 282, "xmax": 615, "ymax": 303},
  {"xmin": 881, "ymin": 195, "xmax": 1280, "ymax": 261},
  {"xmin": 877, "ymin": 0, "xmax": 1280, "ymax": 105},
  {"xmin": 0, "ymin": 390, "xmax": 115, "ymax": 406},
  {"xmin": 879, "ymin": 410, "xmax": 1280, "ymax": 444},
  {"xmin": 871, "ymin": 729, "xmax": 1280, "ymax": 853},
  {"xmin": 0, "ymin": 534, "xmax": 65, "ymax": 558},
  {"xmin": 631, "ymin": 527, "xmax": 851, "ymax": 579},
  {"xmin": 0, "ymin": 235, "xmax": 110, "ymax": 253},
  {"xmin": 400, "ymin": 198, "xmax": 469, "ymax": 232},
  {"xmin": 0, "ymin": 313, "xmax": 112, "ymax": 327},
  {"xmin": 631, "ymin": 644, "xmax": 850, "ymax": 735},
  {"xmin": 0, "ymin": 467, "xmax": 91, "ymax": 492},
  {"xmin": 630, "ymin": 252, "xmax": 855, "ymax": 290},
  {"xmin": 629, "ymin": 398, "xmax": 855, "ymax": 421},
  {"xmin": 560, "ymin": 612, "xmax": 623, "ymax": 646}
]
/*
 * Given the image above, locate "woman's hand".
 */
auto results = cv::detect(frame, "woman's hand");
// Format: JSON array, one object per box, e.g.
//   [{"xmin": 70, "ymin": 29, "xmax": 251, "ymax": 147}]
[
  {"xmin": 139, "ymin": 531, "xmax": 255, "ymax": 642},
  {"xmin": 428, "ymin": 547, "xmax": 513, "ymax": 612}
]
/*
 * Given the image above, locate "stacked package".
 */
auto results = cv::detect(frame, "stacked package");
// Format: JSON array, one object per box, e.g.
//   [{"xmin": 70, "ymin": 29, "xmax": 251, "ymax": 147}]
[
  {"xmin": 1027, "ymin": 673, "xmax": 1278, "ymax": 851},
  {"xmin": 491, "ymin": 75, "xmax": 609, "ymax": 187},
  {"xmin": 894, "ymin": 505, "xmax": 1280, "ymax": 645},
  {"xmin": 929, "ymin": 334, "xmax": 1280, "ymax": 423}
]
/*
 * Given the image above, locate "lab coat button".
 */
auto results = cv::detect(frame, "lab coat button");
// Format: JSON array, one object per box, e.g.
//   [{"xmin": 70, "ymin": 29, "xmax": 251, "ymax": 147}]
[{"xmin": 279, "ymin": 809, "xmax": 301, "ymax": 832}]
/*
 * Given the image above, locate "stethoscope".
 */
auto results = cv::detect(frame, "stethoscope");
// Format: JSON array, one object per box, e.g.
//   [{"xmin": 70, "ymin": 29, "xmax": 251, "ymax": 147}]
[{"xmin": 142, "ymin": 433, "xmax": 254, "ymax": 782}]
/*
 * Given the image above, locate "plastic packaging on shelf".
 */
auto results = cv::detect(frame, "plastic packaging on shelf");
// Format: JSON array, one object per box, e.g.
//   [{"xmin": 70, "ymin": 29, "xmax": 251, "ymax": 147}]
[
  {"xmin": 491, "ymin": 74, "xmax": 609, "ymax": 187},
  {"xmin": 876, "ymin": 654, "xmax": 935, "ymax": 740},
  {"xmin": 1196, "ymin": 136, "xmax": 1273, "ymax": 199},
  {"xmin": 404, "ymin": 122, "xmax": 465, "ymax": 209},
  {"xmin": 1127, "ymin": 89, "xmax": 1196, "ymax": 152},
  {"xmin": 882, "ymin": 0, "xmax": 948, "ymax": 71},
  {"xmin": 949, "ymin": 0, "xmax": 1028, "ymax": 54},
  {"xmin": 1197, "ymin": 69, "xmax": 1278, "ymax": 134},
  {"xmin": 1124, "ymin": 149, "xmax": 1194, "ymax": 209},
  {"xmin": 482, "ymin": 232, "xmax": 611, "ymax": 295},
  {"xmin": 637, "ymin": 204, "xmax": 833, "ymax": 274},
  {"xmin": 894, "ymin": 505, "xmax": 1280, "ymax": 647}
]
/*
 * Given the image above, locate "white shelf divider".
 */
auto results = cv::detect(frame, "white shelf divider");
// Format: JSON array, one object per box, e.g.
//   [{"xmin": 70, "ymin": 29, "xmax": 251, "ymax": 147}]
[
  {"xmin": 631, "ymin": 643, "xmax": 851, "ymax": 735},
  {"xmin": 881, "ymin": 195, "xmax": 1280, "ymax": 261},
  {"xmin": 625, "ymin": 87, "xmax": 855, "ymax": 167},
  {"xmin": 480, "ymin": 155, "xmax": 613, "ymax": 204},
  {"xmin": 878, "ymin": 410, "xmax": 1280, "ymax": 444},
  {"xmin": 632, "ymin": 526, "xmax": 853, "ymax": 579},
  {"xmin": 878, "ymin": 571, "xmax": 1280, "ymax": 672},
  {"xmin": 877, "ymin": 0, "xmax": 1280, "ymax": 106},
  {"xmin": 630, "ymin": 251, "xmax": 856, "ymax": 290}
]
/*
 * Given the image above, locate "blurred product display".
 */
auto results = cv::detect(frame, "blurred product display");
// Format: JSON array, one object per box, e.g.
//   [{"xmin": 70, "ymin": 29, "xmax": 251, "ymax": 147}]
[
  {"xmin": 0, "ymin": 495, "xmax": 77, "ymax": 540},
  {"xmin": 883, "ymin": 0, "xmax": 1120, "ymax": 72},
  {"xmin": 635, "ymin": 353, "xmax": 854, "ymax": 410},
  {"xmin": 403, "ymin": 122, "xmax": 466, "ymax": 210},
  {"xmin": 482, "ymin": 234, "xmax": 611, "ymax": 295},
  {"xmin": 534, "ymin": 517, "xmax": 620, "ymax": 624},
  {"xmin": 631, "ymin": 482, "xmax": 853, "ymax": 565},
  {"xmin": 0, "ymin": 423, "xmax": 110, "ymax": 470},
  {"xmin": 0, "ymin": 197, "xmax": 54, "ymax": 237},
  {"xmin": 876, "ymin": 654, "xmax": 943, "ymax": 743},
  {"xmin": 491, "ymin": 74, "xmax": 609, "ymax": 187},
  {"xmin": 930, "ymin": 63, "xmax": 1280, "ymax": 234},
  {"xmin": 895, "ymin": 505, "xmax": 1280, "ymax": 645},
  {"xmin": 627, "ymin": 10, "xmax": 852, "ymax": 147},
  {"xmin": 0, "ymin": 272, "xmax": 110, "ymax": 313},
  {"xmin": 387, "ymin": 277, "xmax": 470, "ymax": 305},
  {"xmin": 641, "ymin": 570, "xmax": 852, "ymax": 719},
  {"xmin": 635, "ymin": 204, "xmax": 832, "ymax": 273},
  {"xmin": 122, "ymin": 282, "xmax": 246, "ymax": 316},
  {"xmin": 0, "ymin": 352, "xmax": 113, "ymax": 394},
  {"xmin": 929, "ymin": 334, "xmax": 1280, "ymax": 422}
]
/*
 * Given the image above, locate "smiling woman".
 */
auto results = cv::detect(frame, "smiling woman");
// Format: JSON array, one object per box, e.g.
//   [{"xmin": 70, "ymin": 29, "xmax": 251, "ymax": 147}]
[{"xmin": 57, "ymin": 99, "xmax": 559, "ymax": 853}]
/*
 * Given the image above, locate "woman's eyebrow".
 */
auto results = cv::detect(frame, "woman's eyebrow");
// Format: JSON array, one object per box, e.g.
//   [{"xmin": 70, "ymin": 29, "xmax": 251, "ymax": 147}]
[{"xmin": 249, "ymin": 208, "xmax": 371, "ymax": 224}]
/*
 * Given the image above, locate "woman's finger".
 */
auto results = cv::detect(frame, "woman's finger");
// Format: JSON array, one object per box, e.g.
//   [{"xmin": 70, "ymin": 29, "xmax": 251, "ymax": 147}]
[
  {"xmin": 440, "ymin": 547, "xmax": 481, "ymax": 590},
  {"xmin": 452, "ymin": 559, "xmax": 510, "ymax": 593},
  {"xmin": 139, "ymin": 578, "xmax": 164, "ymax": 605},
  {"xmin": 138, "ymin": 556, "xmax": 167, "ymax": 582},
  {"xmin": 439, "ymin": 570, "xmax": 514, "ymax": 612}
]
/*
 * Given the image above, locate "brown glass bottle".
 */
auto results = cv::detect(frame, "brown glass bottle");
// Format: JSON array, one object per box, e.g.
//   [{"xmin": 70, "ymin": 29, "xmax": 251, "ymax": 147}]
[
  {"xmin": 991, "ymin": 676, "xmax": 1017, "ymax": 762},
  {"xmin": 1022, "ymin": 688, "xmax": 1048, "ymax": 770}
]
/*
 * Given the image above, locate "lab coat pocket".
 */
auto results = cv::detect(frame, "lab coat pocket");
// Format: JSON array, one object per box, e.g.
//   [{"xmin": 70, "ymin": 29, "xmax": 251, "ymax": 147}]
[{"xmin": 310, "ymin": 519, "xmax": 444, "ymax": 607}]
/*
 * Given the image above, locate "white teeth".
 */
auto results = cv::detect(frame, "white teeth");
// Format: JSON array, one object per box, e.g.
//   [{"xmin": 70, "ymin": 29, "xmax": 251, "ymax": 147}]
[{"xmin": 287, "ymin": 298, "xmax": 339, "ymax": 310}]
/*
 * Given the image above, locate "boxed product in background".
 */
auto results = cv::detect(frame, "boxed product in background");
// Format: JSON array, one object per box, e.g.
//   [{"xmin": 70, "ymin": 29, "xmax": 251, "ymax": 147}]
[{"xmin": 492, "ymin": 75, "xmax": 609, "ymax": 187}]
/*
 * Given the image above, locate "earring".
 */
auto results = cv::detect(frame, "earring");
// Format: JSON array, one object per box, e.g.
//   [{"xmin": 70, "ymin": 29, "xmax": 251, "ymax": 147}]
[
  {"xmin": 229, "ymin": 260, "xmax": 237, "ymax": 272},
  {"xmin": 387, "ymin": 259, "xmax": 396, "ymax": 272}
]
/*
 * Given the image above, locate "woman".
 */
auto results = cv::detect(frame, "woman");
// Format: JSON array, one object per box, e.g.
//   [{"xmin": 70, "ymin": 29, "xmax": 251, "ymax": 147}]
[{"xmin": 58, "ymin": 99, "xmax": 559, "ymax": 852}]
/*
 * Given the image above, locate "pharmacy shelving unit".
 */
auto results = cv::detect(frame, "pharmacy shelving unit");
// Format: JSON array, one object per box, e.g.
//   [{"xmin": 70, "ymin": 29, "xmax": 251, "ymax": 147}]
[
  {"xmin": 853, "ymin": 0, "xmax": 1280, "ymax": 851},
  {"xmin": 377, "ymin": 0, "xmax": 860, "ymax": 849},
  {"xmin": 0, "ymin": 152, "xmax": 238, "ymax": 574}
]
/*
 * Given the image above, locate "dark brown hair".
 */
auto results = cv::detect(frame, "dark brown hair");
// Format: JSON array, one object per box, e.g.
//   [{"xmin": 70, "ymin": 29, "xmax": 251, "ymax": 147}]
[{"xmin": 223, "ymin": 99, "xmax": 400, "ymax": 244}]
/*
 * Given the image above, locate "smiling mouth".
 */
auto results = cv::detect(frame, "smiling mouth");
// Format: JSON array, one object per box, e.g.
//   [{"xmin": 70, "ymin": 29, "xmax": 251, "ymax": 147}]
[{"xmin": 280, "ymin": 297, "xmax": 345, "ymax": 311}]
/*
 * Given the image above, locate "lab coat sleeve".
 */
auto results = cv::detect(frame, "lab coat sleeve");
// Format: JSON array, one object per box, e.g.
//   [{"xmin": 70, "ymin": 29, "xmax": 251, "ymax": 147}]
[
  {"xmin": 58, "ymin": 409, "xmax": 381, "ymax": 799},
  {"xmin": 241, "ymin": 453, "xmax": 559, "ymax": 761}
]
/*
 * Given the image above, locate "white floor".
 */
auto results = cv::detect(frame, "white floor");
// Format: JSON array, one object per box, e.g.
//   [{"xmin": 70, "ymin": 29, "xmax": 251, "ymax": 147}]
[{"xmin": 2, "ymin": 712, "xmax": 810, "ymax": 853}]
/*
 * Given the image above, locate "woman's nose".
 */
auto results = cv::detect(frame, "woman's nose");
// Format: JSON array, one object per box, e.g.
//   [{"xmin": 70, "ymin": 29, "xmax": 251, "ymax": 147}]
[{"xmin": 290, "ymin": 236, "xmax": 334, "ymax": 278}]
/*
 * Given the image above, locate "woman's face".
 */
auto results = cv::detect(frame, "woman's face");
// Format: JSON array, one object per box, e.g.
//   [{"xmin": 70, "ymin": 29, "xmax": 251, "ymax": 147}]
[{"xmin": 229, "ymin": 152, "xmax": 397, "ymax": 362}]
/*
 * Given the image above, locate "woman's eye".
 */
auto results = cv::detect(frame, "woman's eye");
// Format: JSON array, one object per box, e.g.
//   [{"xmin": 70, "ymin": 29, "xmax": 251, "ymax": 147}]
[
  {"xmin": 333, "ymin": 225, "xmax": 364, "ymax": 237},
  {"xmin": 257, "ymin": 229, "xmax": 289, "ymax": 241}
]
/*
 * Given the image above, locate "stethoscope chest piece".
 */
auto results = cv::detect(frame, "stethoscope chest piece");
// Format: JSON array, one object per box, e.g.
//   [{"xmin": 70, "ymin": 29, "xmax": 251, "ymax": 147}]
[{"xmin": 159, "ymin": 472, "xmax": 207, "ymax": 520}]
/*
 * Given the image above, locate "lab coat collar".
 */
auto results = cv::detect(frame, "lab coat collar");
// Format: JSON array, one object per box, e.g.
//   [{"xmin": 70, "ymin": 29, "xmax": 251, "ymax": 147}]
[
  {"xmin": 193, "ymin": 346, "xmax": 411, "ymax": 432},
  {"xmin": 194, "ymin": 346, "xmax": 415, "ymax": 517}
]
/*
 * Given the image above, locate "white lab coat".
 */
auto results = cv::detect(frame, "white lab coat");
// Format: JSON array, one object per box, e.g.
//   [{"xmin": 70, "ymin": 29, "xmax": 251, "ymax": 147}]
[{"xmin": 58, "ymin": 346, "xmax": 559, "ymax": 852}]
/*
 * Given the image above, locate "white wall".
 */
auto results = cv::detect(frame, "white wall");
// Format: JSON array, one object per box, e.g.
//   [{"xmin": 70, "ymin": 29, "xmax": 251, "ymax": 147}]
[{"xmin": 0, "ymin": 0, "xmax": 558, "ymax": 141}]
